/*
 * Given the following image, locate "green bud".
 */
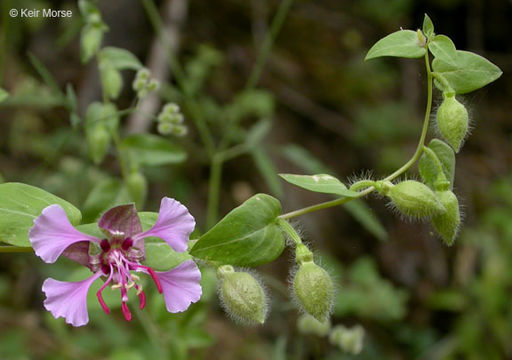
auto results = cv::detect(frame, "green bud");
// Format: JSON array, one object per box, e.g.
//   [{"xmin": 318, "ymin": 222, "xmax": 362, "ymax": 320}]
[
  {"xmin": 126, "ymin": 172, "xmax": 147, "ymax": 209},
  {"xmin": 217, "ymin": 266, "xmax": 268, "ymax": 324},
  {"xmin": 329, "ymin": 325, "xmax": 365, "ymax": 355},
  {"xmin": 387, "ymin": 180, "xmax": 445, "ymax": 218},
  {"xmin": 86, "ymin": 125, "xmax": 110, "ymax": 164},
  {"xmin": 157, "ymin": 122, "xmax": 173, "ymax": 135},
  {"xmin": 80, "ymin": 25, "xmax": 103, "ymax": 63},
  {"xmin": 432, "ymin": 190, "xmax": 460, "ymax": 246},
  {"xmin": 132, "ymin": 78, "xmax": 146, "ymax": 92},
  {"xmin": 436, "ymin": 94, "xmax": 469, "ymax": 152},
  {"xmin": 147, "ymin": 79, "xmax": 160, "ymax": 92},
  {"xmin": 169, "ymin": 113, "xmax": 185, "ymax": 125},
  {"xmin": 297, "ymin": 314, "xmax": 331, "ymax": 336},
  {"xmin": 293, "ymin": 261, "xmax": 334, "ymax": 322},
  {"xmin": 157, "ymin": 112, "xmax": 172, "ymax": 123},
  {"xmin": 163, "ymin": 103, "xmax": 180, "ymax": 114},
  {"xmin": 135, "ymin": 68, "xmax": 150, "ymax": 81},
  {"xmin": 100, "ymin": 66, "xmax": 123, "ymax": 100},
  {"xmin": 170, "ymin": 124, "xmax": 188, "ymax": 137}
]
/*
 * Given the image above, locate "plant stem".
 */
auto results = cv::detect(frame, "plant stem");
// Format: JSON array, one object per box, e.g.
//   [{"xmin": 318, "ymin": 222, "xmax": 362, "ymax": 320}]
[
  {"xmin": 206, "ymin": 155, "xmax": 223, "ymax": 228},
  {"xmin": 0, "ymin": 246, "xmax": 33, "ymax": 253},
  {"xmin": 277, "ymin": 218, "xmax": 302, "ymax": 245},
  {"xmin": 383, "ymin": 52, "xmax": 433, "ymax": 182},
  {"xmin": 246, "ymin": 0, "xmax": 295, "ymax": 89},
  {"xmin": 280, "ymin": 52, "xmax": 434, "ymax": 220}
]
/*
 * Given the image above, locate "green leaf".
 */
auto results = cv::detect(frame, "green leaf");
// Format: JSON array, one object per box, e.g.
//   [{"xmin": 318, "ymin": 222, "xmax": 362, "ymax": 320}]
[
  {"xmin": 246, "ymin": 120, "xmax": 272, "ymax": 148},
  {"xmin": 121, "ymin": 134, "xmax": 187, "ymax": 167},
  {"xmin": 365, "ymin": 30, "xmax": 426, "ymax": 60},
  {"xmin": 0, "ymin": 183, "xmax": 82, "ymax": 246},
  {"xmin": 279, "ymin": 174, "xmax": 359, "ymax": 198},
  {"xmin": 99, "ymin": 47, "xmax": 142, "ymax": 70},
  {"xmin": 422, "ymin": 14, "xmax": 434, "ymax": 38},
  {"xmin": 419, "ymin": 139, "xmax": 455, "ymax": 190},
  {"xmin": 28, "ymin": 53, "xmax": 64, "ymax": 98},
  {"xmin": 190, "ymin": 194, "xmax": 285, "ymax": 266},
  {"xmin": 430, "ymin": 35, "xmax": 502, "ymax": 93},
  {"xmin": 0, "ymin": 88, "xmax": 8, "ymax": 103}
]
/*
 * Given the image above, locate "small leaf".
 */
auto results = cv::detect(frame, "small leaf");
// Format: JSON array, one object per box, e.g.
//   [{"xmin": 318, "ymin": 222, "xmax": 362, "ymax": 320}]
[
  {"xmin": 190, "ymin": 194, "xmax": 285, "ymax": 266},
  {"xmin": 99, "ymin": 47, "xmax": 142, "ymax": 70},
  {"xmin": 121, "ymin": 134, "xmax": 187, "ymax": 167},
  {"xmin": 422, "ymin": 14, "xmax": 434, "ymax": 38},
  {"xmin": 0, "ymin": 88, "xmax": 8, "ymax": 103},
  {"xmin": 429, "ymin": 139, "xmax": 456, "ymax": 187},
  {"xmin": 430, "ymin": 35, "xmax": 502, "ymax": 93},
  {"xmin": 279, "ymin": 174, "xmax": 359, "ymax": 198},
  {"xmin": 0, "ymin": 183, "xmax": 82, "ymax": 246},
  {"xmin": 365, "ymin": 30, "xmax": 426, "ymax": 60},
  {"xmin": 419, "ymin": 139, "xmax": 456, "ymax": 190}
]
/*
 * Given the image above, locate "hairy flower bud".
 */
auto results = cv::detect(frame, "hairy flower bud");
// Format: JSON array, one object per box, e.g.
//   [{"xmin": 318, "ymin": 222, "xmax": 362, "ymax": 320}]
[
  {"xmin": 436, "ymin": 94, "xmax": 469, "ymax": 152},
  {"xmin": 387, "ymin": 180, "xmax": 445, "ymax": 218},
  {"xmin": 297, "ymin": 314, "xmax": 331, "ymax": 336},
  {"xmin": 432, "ymin": 190, "xmax": 460, "ymax": 246},
  {"xmin": 81, "ymin": 25, "xmax": 103, "ymax": 63},
  {"xmin": 293, "ymin": 261, "xmax": 334, "ymax": 322},
  {"xmin": 329, "ymin": 325, "xmax": 365, "ymax": 355},
  {"xmin": 217, "ymin": 266, "xmax": 268, "ymax": 324}
]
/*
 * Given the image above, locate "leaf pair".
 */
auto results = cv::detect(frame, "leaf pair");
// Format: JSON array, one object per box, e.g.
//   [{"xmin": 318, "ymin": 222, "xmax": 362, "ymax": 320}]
[{"xmin": 365, "ymin": 14, "xmax": 502, "ymax": 94}]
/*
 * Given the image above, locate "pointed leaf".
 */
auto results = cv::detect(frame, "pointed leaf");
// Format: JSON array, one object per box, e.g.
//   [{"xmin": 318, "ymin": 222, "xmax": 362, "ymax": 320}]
[
  {"xmin": 190, "ymin": 194, "xmax": 284, "ymax": 266},
  {"xmin": 365, "ymin": 30, "xmax": 426, "ymax": 60},
  {"xmin": 0, "ymin": 183, "xmax": 82, "ymax": 246},
  {"xmin": 279, "ymin": 174, "xmax": 359, "ymax": 198},
  {"xmin": 430, "ymin": 35, "xmax": 502, "ymax": 93},
  {"xmin": 422, "ymin": 14, "xmax": 434, "ymax": 38},
  {"xmin": 419, "ymin": 139, "xmax": 455, "ymax": 190}
]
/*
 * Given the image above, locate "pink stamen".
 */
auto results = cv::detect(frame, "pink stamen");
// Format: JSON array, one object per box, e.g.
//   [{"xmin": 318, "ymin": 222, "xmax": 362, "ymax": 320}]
[
  {"xmin": 138, "ymin": 290, "xmax": 146, "ymax": 309},
  {"xmin": 96, "ymin": 266, "xmax": 114, "ymax": 315},
  {"xmin": 145, "ymin": 266, "xmax": 162, "ymax": 293},
  {"xmin": 121, "ymin": 302, "xmax": 132, "ymax": 321}
]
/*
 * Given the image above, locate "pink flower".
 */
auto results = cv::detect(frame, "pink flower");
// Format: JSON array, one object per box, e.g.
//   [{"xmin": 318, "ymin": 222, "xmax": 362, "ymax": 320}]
[{"xmin": 30, "ymin": 197, "xmax": 201, "ymax": 326}]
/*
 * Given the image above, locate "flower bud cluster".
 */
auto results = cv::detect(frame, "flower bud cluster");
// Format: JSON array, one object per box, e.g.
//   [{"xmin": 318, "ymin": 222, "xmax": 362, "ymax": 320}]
[
  {"xmin": 157, "ymin": 103, "xmax": 188, "ymax": 137},
  {"xmin": 329, "ymin": 324, "xmax": 365, "ymax": 355},
  {"xmin": 217, "ymin": 265, "xmax": 268, "ymax": 324},
  {"xmin": 132, "ymin": 68, "xmax": 160, "ymax": 98}
]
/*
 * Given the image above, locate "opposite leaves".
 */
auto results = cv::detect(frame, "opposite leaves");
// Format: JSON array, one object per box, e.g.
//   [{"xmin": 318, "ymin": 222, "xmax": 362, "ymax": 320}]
[
  {"xmin": 279, "ymin": 174, "xmax": 359, "ymax": 198},
  {"xmin": 190, "ymin": 194, "xmax": 285, "ymax": 266}
]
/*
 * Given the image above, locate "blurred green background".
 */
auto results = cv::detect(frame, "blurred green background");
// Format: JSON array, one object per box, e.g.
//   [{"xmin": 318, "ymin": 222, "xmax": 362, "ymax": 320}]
[{"xmin": 0, "ymin": 0, "xmax": 511, "ymax": 359}]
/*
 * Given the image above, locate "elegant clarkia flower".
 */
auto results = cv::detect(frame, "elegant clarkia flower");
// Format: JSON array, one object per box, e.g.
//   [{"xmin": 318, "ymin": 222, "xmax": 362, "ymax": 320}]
[{"xmin": 29, "ymin": 197, "xmax": 201, "ymax": 326}]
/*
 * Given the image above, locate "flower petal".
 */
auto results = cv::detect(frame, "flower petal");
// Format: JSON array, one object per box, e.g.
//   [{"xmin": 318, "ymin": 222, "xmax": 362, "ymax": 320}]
[
  {"xmin": 42, "ymin": 271, "xmax": 103, "ymax": 327},
  {"xmin": 98, "ymin": 204, "xmax": 142, "ymax": 239},
  {"xmin": 156, "ymin": 260, "xmax": 202, "ymax": 313},
  {"xmin": 133, "ymin": 197, "xmax": 195, "ymax": 252},
  {"xmin": 30, "ymin": 205, "xmax": 99, "ymax": 263}
]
